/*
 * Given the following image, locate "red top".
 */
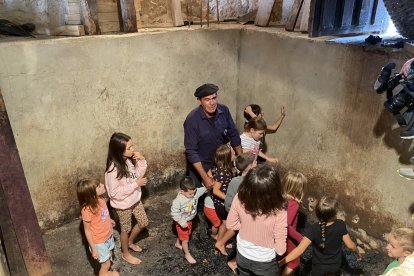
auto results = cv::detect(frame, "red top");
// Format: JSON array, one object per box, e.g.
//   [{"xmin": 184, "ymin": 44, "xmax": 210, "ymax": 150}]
[{"xmin": 287, "ymin": 199, "xmax": 303, "ymax": 243}]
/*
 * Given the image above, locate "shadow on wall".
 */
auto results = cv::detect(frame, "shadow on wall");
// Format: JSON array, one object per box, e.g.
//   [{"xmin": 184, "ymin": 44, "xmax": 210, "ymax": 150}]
[{"xmin": 373, "ymin": 109, "xmax": 414, "ymax": 164}]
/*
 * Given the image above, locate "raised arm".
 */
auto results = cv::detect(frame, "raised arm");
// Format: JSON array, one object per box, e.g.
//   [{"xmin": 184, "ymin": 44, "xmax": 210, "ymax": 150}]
[{"xmin": 266, "ymin": 105, "xmax": 286, "ymax": 132}]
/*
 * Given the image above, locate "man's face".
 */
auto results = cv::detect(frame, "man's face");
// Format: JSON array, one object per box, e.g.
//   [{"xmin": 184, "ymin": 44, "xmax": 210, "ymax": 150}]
[{"xmin": 198, "ymin": 93, "xmax": 218, "ymax": 116}]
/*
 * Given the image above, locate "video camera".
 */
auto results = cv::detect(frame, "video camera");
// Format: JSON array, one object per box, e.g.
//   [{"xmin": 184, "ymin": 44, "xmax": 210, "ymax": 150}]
[{"xmin": 374, "ymin": 62, "xmax": 414, "ymax": 128}]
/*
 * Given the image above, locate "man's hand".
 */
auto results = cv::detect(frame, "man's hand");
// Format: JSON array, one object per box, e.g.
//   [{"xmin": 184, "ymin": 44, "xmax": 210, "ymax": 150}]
[{"xmin": 400, "ymin": 58, "xmax": 414, "ymax": 77}]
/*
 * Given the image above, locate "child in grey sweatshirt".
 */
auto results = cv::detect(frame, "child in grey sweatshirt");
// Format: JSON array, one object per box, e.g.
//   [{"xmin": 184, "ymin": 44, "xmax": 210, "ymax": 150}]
[{"xmin": 171, "ymin": 177, "xmax": 207, "ymax": 264}]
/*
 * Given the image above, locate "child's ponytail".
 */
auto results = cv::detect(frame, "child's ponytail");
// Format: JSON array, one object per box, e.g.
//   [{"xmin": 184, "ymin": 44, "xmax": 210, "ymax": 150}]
[
  {"xmin": 315, "ymin": 196, "xmax": 339, "ymax": 250},
  {"xmin": 319, "ymin": 220, "xmax": 327, "ymax": 249}
]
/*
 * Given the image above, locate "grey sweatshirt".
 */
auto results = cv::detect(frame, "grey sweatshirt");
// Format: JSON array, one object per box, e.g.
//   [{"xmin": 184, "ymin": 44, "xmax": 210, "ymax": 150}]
[
  {"xmin": 171, "ymin": 187, "xmax": 207, "ymax": 227},
  {"xmin": 224, "ymin": 175, "xmax": 244, "ymax": 212}
]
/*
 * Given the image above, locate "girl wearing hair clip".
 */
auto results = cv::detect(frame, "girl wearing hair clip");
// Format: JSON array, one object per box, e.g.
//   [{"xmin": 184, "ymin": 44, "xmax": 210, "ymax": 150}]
[{"xmin": 279, "ymin": 196, "xmax": 358, "ymax": 276}]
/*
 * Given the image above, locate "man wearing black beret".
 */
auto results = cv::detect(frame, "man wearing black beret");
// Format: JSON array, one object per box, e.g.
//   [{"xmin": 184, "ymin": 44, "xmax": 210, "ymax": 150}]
[{"xmin": 183, "ymin": 83, "xmax": 242, "ymax": 191}]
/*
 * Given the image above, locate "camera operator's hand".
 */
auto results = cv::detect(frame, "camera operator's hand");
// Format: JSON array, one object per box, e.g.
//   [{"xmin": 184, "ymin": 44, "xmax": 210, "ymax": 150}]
[{"xmin": 400, "ymin": 58, "xmax": 414, "ymax": 78}]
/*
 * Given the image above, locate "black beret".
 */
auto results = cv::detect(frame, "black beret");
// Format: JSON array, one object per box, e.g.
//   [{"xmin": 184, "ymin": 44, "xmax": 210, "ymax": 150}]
[{"xmin": 194, "ymin": 83, "xmax": 219, "ymax": 98}]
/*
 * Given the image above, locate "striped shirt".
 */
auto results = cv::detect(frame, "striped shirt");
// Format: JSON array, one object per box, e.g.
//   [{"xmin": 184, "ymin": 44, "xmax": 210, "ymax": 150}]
[{"xmin": 240, "ymin": 133, "xmax": 261, "ymax": 154}]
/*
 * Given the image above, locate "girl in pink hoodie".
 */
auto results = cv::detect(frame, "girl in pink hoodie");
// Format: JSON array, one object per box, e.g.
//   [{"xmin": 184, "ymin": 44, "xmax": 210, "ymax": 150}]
[{"xmin": 105, "ymin": 132, "xmax": 148, "ymax": 265}]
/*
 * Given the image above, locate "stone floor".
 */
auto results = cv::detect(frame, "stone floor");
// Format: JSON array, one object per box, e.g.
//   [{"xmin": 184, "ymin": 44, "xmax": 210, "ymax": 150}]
[{"xmin": 43, "ymin": 187, "xmax": 390, "ymax": 276}]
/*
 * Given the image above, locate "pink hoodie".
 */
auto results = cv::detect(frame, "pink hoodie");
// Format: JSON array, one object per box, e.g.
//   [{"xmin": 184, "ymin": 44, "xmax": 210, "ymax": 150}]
[{"xmin": 105, "ymin": 159, "xmax": 147, "ymax": 210}]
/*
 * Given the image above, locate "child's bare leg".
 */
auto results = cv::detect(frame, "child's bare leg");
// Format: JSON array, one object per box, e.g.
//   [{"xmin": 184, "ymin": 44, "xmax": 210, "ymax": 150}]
[
  {"xmin": 216, "ymin": 228, "xmax": 235, "ymax": 255},
  {"xmin": 211, "ymin": 226, "xmax": 218, "ymax": 239},
  {"xmin": 215, "ymin": 221, "xmax": 229, "ymax": 255},
  {"xmin": 282, "ymin": 267, "xmax": 294, "ymax": 276},
  {"xmin": 175, "ymin": 238, "xmax": 182, "ymax": 250},
  {"xmin": 181, "ymin": 240, "xmax": 196, "ymax": 264},
  {"xmin": 99, "ymin": 259, "xmax": 111, "ymax": 275},
  {"xmin": 120, "ymin": 232, "xmax": 141, "ymax": 265},
  {"xmin": 227, "ymin": 258, "xmax": 237, "ymax": 273},
  {"xmin": 128, "ymin": 224, "xmax": 144, "ymax": 252}
]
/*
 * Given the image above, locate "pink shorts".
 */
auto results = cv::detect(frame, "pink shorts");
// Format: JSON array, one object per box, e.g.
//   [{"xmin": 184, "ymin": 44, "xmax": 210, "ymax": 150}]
[
  {"xmin": 204, "ymin": 206, "xmax": 221, "ymax": 228},
  {"xmin": 175, "ymin": 221, "xmax": 192, "ymax": 241}
]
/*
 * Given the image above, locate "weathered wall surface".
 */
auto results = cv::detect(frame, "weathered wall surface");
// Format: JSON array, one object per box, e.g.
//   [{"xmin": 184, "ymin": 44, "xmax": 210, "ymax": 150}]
[
  {"xmin": 0, "ymin": 29, "xmax": 240, "ymax": 229},
  {"xmin": 1, "ymin": 27, "xmax": 412, "ymax": 240},
  {"xmin": 237, "ymin": 29, "xmax": 413, "ymax": 239}
]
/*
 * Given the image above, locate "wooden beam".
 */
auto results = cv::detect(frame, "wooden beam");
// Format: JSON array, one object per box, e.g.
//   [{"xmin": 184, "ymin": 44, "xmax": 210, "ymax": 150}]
[
  {"xmin": 285, "ymin": 0, "xmax": 304, "ymax": 31},
  {"xmin": 0, "ymin": 182, "xmax": 27, "ymax": 276},
  {"xmin": 299, "ymin": 0, "xmax": 311, "ymax": 32},
  {"xmin": 80, "ymin": 0, "xmax": 101, "ymax": 35},
  {"xmin": 170, "ymin": 0, "xmax": 184, "ymax": 26},
  {"xmin": 0, "ymin": 90, "xmax": 53, "ymax": 276},
  {"xmin": 119, "ymin": 0, "xmax": 138, "ymax": 32},
  {"xmin": 255, "ymin": 0, "xmax": 276, "ymax": 27}
]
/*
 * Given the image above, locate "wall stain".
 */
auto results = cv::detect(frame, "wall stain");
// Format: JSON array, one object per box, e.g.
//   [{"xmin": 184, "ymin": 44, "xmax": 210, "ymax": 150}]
[
  {"xmin": 34, "ymin": 152, "xmax": 186, "ymax": 231},
  {"xmin": 278, "ymin": 164, "xmax": 399, "ymax": 239}
]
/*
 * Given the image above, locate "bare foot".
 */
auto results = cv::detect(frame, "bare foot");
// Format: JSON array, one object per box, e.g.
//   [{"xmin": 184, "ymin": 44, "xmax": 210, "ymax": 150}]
[
  {"xmin": 128, "ymin": 243, "xmax": 143, "ymax": 252},
  {"xmin": 225, "ymin": 243, "xmax": 233, "ymax": 249},
  {"xmin": 215, "ymin": 241, "xmax": 228, "ymax": 256},
  {"xmin": 175, "ymin": 241, "xmax": 182, "ymax": 250},
  {"xmin": 184, "ymin": 253, "xmax": 197, "ymax": 264},
  {"xmin": 122, "ymin": 254, "xmax": 142, "ymax": 265},
  {"xmin": 227, "ymin": 259, "xmax": 237, "ymax": 273},
  {"xmin": 211, "ymin": 234, "xmax": 217, "ymax": 240}
]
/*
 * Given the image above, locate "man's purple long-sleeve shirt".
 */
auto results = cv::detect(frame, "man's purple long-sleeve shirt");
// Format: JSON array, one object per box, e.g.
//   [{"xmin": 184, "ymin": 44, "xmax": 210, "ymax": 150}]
[{"xmin": 184, "ymin": 104, "xmax": 241, "ymax": 169}]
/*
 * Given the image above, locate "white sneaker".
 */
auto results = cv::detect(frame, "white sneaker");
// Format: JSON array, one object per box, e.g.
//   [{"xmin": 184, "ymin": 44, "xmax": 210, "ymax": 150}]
[{"xmin": 398, "ymin": 168, "xmax": 414, "ymax": 180}]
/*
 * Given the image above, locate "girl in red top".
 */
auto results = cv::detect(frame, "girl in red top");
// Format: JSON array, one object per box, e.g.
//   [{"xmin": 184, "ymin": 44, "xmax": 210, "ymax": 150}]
[
  {"xmin": 77, "ymin": 178, "xmax": 118, "ymax": 276},
  {"xmin": 281, "ymin": 172, "xmax": 307, "ymax": 275}
]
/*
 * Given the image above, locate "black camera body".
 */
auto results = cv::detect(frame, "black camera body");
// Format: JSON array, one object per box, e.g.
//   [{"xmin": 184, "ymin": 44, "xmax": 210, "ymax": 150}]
[{"xmin": 375, "ymin": 62, "xmax": 414, "ymax": 127}]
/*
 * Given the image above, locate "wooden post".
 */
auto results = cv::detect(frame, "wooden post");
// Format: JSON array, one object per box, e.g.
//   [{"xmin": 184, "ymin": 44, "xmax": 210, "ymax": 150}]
[
  {"xmin": 170, "ymin": 0, "xmax": 184, "ymax": 26},
  {"xmin": 216, "ymin": 0, "xmax": 219, "ymax": 23},
  {"xmin": 285, "ymin": 0, "xmax": 304, "ymax": 31},
  {"xmin": 255, "ymin": 0, "xmax": 276, "ymax": 27},
  {"xmin": 0, "ymin": 90, "xmax": 53, "ymax": 275},
  {"xmin": 200, "ymin": 0, "xmax": 203, "ymax": 27},
  {"xmin": 80, "ymin": 0, "xmax": 101, "ymax": 35},
  {"xmin": 299, "ymin": 0, "xmax": 311, "ymax": 32},
  {"xmin": 119, "ymin": 0, "xmax": 138, "ymax": 32}
]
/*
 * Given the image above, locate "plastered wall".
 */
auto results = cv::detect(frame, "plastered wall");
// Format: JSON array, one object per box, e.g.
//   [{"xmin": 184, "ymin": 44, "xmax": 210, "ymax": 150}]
[
  {"xmin": 0, "ymin": 28, "xmax": 412, "ymax": 240},
  {"xmin": 237, "ymin": 29, "xmax": 413, "ymax": 238},
  {"xmin": 0, "ymin": 29, "xmax": 240, "ymax": 229}
]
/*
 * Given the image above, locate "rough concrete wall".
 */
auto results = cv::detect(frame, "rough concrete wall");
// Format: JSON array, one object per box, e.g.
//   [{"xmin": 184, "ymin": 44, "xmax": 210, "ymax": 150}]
[
  {"xmin": 0, "ymin": 29, "xmax": 240, "ymax": 229},
  {"xmin": 237, "ymin": 29, "xmax": 412, "ymax": 239}
]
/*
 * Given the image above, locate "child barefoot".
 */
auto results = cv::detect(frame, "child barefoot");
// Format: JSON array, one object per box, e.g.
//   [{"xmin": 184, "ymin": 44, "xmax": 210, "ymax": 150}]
[
  {"xmin": 279, "ymin": 196, "xmax": 358, "ymax": 275},
  {"xmin": 383, "ymin": 227, "xmax": 414, "ymax": 274},
  {"xmin": 281, "ymin": 172, "xmax": 307, "ymax": 276},
  {"xmin": 105, "ymin": 132, "xmax": 149, "ymax": 265},
  {"xmin": 171, "ymin": 177, "xmax": 207, "ymax": 264},
  {"xmin": 211, "ymin": 144, "xmax": 235, "ymax": 255},
  {"xmin": 227, "ymin": 164, "xmax": 287, "ymax": 275},
  {"xmin": 77, "ymin": 178, "xmax": 119, "ymax": 276},
  {"xmin": 203, "ymin": 194, "xmax": 220, "ymax": 239},
  {"xmin": 240, "ymin": 117, "xmax": 278, "ymax": 163}
]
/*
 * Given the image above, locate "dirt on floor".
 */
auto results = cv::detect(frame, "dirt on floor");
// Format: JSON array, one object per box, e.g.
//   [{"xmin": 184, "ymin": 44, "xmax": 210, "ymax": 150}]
[{"xmin": 43, "ymin": 187, "xmax": 390, "ymax": 276}]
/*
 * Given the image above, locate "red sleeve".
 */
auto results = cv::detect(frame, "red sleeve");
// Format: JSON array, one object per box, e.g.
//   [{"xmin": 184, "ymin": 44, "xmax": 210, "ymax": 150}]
[{"xmin": 287, "ymin": 200, "xmax": 303, "ymax": 243}]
